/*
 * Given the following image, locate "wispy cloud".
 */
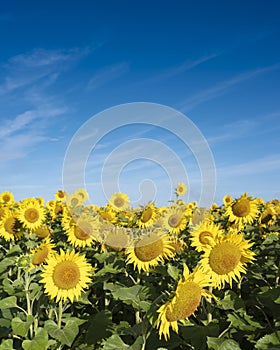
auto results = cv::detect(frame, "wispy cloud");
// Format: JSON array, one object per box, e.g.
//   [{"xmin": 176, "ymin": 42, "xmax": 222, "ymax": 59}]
[
  {"xmin": 0, "ymin": 47, "xmax": 89, "ymax": 95},
  {"xmin": 86, "ymin": 62, "xmax": 129, "ymax": 90},
  {"xmin": 218, "ymin": 154, "xmax": 280, "ymax": 178},
  {"xmin": 179, "ymin": 62, "xmax": 280, "ymax": 112}
]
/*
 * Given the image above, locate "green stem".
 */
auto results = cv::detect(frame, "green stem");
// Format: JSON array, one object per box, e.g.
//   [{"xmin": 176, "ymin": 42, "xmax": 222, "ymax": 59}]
[
  {"xmin": 57, "ymin": 300, "xmax": 63, "ymax": 329},
  {"xmin": 25, "ymin": 272, "xmax": 33, "ymax": 338},
  {"xmin": 207, "ymin": 286, "xmax": 213, "ymax": 324}
]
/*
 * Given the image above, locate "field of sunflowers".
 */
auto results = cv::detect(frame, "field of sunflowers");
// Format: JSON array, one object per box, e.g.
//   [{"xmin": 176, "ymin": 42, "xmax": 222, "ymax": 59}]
[{"xmin": 0, "ymin": 186, "xmax": 279, "ymax": 350}]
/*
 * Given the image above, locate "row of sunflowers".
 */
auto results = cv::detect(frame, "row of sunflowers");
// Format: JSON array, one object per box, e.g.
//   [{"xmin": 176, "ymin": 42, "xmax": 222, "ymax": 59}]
[{"xmin": 0, "ymin": 186, "xmax": 279, "ymax": 349}]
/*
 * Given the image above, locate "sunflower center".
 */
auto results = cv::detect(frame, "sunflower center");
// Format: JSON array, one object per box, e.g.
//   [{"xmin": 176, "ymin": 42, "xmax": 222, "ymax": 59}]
[
  {"xmin": 141, "ymin": 207, "xmax": 153, "ymax": 223},
  {"xmin": 166, "ymin": 281, "xmax": 201, "ymax": 322},
  {"xmin": 232, "ymin": 199, "xmax": 250, "ymax": 217},
  {"xmin": 199, "ymin": 231, "xmax": 213, "ymax": 244},
  {"xmin": 24, "ymin": 208, "xmax": 40, "ymax": 223},
  {"xmin": 114, "ymin": 197, "xmax": 125, "ymax": 208},
  {"xmin": 52, "ymin": 261, "xmax": 81, "ymax": 289},
  {"xmin": 134, "ymin": 237, "xmax": 164, "ymax": 262},
  {"xmin": 4, "ymin": 217, "xmax": 16, "ymax": 234},
  {"xmin": 3, "ymin": 195, "xmax": 11, "ymax": 202},
  {"xmin": 74, "ymin": 224, "xmax": 91, "ymax": 240},
  {"xmin": 32, "ymin": 246, "xmax": 49, "ymax": 265},
  {"xmin": 209, "ymin": 242, "xmax": 241, "ymax": 275},
  {"xmin": 35, "ymin": 227, "xmax": 50, "ymax": 238},
  {"xmin": 168, "ymin": 214, "xmax": 181, "ymax": 228}
]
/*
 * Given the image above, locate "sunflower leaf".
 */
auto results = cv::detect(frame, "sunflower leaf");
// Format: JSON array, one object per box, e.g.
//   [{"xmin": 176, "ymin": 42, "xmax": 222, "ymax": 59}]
[
  {"xmin": 22, "ymin": 328, "xmax": 48, "ymax": 350},
  {"xmin": 44, "ymin": 319, "xmax": 79, "ymax": 347},
  {"xmin": 0, "ymin": 339, "xmax": 14, "ymax": 350},
  {"xmin": 0, "ymin": 296, "xmax": 17, "ymax": 310},
  {"xmin": 101, "ymin": 334, "xmax": 129, "ymax": 350},
  {"xmin": 12, "ymin": 316, "xmax": 33, "ymax": 337}
]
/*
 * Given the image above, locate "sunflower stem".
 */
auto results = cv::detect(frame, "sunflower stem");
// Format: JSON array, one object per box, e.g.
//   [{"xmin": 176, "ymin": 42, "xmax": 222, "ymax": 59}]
[
  {"xmin": 24, "ymin": 271, "xmax": 33, "ymax": 338},
  {"xmin": 207, "ymin": 286, "xmax": 212, "ymax": 324},
  {"xmin": 57, "ymin": 300, "xmax": 63, "ymax": 329}
]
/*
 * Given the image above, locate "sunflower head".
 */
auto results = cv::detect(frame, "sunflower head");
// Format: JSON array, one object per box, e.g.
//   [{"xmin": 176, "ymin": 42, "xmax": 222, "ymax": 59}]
[
  {"xmin": 200, "ymin": 230, "xmax": 255, "ymax": 289},
  {"xmin": 0, "ymin": 191, "xmax": 15, "ymax": 204},
  {"xmin": 55, "ymin": 190, "xmax": 68, "ymax": 202},
  {"xmin": 137, "ymin": 203, "xmax": 158, "ymax": 228},
  {"xmin": 31, "ymin": 240, "xmax": 56, "ymax": 266},
  {"xmin": 40, "ymin": 249, "xmax": 93, "ymax": 303},
  {"xmin": 175, "ymin": 183, "xmax": 187, "ymax": 197},
  {"xmin": 109, "ymin": 192, "xmax": 130, "ymax": 212},
  {"xmin": 162, "ymin": 208, "xmax": 187, "ymax": 234},
  {"xmin": 126, "ymin": 230, "xmax": 175, "ymax": 272},
  {"xmin": 17, "ymin": 201, "xmax": 46, "ymax": 231},
  {"xmin": 190, "ymin": 220, "xmax": 224, "ymax": 252}
]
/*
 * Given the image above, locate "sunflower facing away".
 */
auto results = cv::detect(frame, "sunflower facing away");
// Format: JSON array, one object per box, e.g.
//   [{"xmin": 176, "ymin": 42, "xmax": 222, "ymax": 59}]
[
  {"xmin": 17, "ymin": 200, "xmax": 46, "ymax": 230},
  {"xmin": 190, "ymin": 220, "xmax": 224, "ymax": 252},
  {"xmin": 200, "ymin": 230, "xmax": 255, "ymax": 289},
  {"xmin": 156, "ymin": 265, "xmax": 213, "ymax": 341},
  {"xmin": 31, "ymin": 239, "xmax": 56, "ymax": 266},
  {"xmin": 125, "ymin": 230, "xmax": 175, "ymax": 272},
  {"xmin": 225, "ymin": 193, "xmax": 260, "ymax": 228},
  {"xmin": 40, "ymin": 249, "xmax": 92, "ymax": 303}
]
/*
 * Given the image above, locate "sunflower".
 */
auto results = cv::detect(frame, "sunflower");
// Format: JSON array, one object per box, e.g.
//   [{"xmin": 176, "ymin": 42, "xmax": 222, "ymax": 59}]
[
  {"xmin": 17, "ymin": 201, "xmax": 46, "ymax": 230},
  {"xmin": 66, "ymin": 193, "xmax": 84, "ymax": 211},
  {"xmin": 137, "ymin": 203, "xmax": 158, "ymax": 228},
  {"xmin": 258, "ymin": 204, "xmax": 276, "ymax": 227},
  {"xmin": 40, "ymin": 249, "xmax": 93, "ymax": 303},
  {"xmin": 34, "ymin": 225, "xmax": 52, "ymax": 239},
  {"xmin": 31, "ymin": 240, "xmax": 56, "ymax": 266},
  {"xmin": 103, "ymin": 225, "xmax": 132, "ymax": 251},
  {"xmin": 200, "ymin": 230, "xmax": 255, "ymax": 289},
  {"xmin": 74, "ymin": 188, "xmax": 89, "ymax": 202},
  {"xmin": 66, "ymin": 215, "xmax": 100, "ymax": 247},
  {"xmin": 191, "ymin": 207, "xmax": 210, "ymax": 226},
  {"xmin": 55, "ymin": 190, "xmax": 68, "ymax": 202},
  {"xmin": 109, "ymin": 192, "xmax": 130, "ymax": 212},
  {"xmin": 223, "ymin": 195, "xmax": 233, "ymax": 207},
  {"xmin": 125, "ymin": 230, "xmax": 175, "ymax": 272},
  {"xmin": 175, "ymin": 183, "xmax": 187, "ymax": 197},
  {"xmin": 162, "ymin": 208, "xmax": 187, "ymax": 234},
  {"xmin": 0, "ymin": 191, "xmax": 15, "ymax": 204},
  {"xmin": 190, "ymin": 220, "xmax": 224, "ymax": 252},
  {"xmin": 225, "ymin": 193, "xmax": 260, "ymax": 228},
  {"xmin": 98, "ymin": 207, "xmax": 117, "ymax": 224},
  {"xmin": 156, "ymin": 265, "xmax": 213, "ymax": 340},
  {"xmin": 0, "ymin": 212, "xmax": 18, "ymax": 241}
]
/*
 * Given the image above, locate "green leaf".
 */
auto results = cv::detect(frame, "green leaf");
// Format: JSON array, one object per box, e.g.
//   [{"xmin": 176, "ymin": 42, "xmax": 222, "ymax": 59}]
[
  {"xmin": 0, "ymin": 296, "xmax": 17, "ymax": 309},
  {"xmin": 181, "ymin": 323, "xmax": 219, "ymax": 350},
  {"xmin": 128, "ymin": 336, "xmax": 144, "ymax": 350},
  {"xmin": 207, "ymin": 337, "xmax": 241, "ymax": 350},
  {"xmin": 255, "ymin": 331, "xmax": 280, "ymax": 349},
  {"xmin": 0, "ymin": 339, "xmax": 14, "ymax": 350},
  {"xmin": 3, "ymin": 279, "xmax": 15, "ymax": 295},
  {"xmin": 217, "ymin": 290, "xmax": 245, "ymax": 313},
  {"xmin": 22, "ymin": 328, "xmax": 48, "ymax": 350},
  {"xmin": 45, "ymin": 319, "xmax": 79, "ymax": 347},
  {"xmin": 108, "ymin": 284, "xmax": 142, "ymax": 303},
  {"xmin": 101, "ymin": 334, "xmax": 129, "ymax": 350},
  {"xmin": 0, "ymin": 258, "xmax": 16, "ymax": 274},
  {"xmin": 12, "ymin": 316, "xmax": 33, "ymax": 337},
  {"xmin": 85, "ymin": 310, "xmax": 113, "ymax": 345},
  {"xmin": 7, "ymin": 245, "xmax": 22, "ymax": 256},
  {"xmin": 95, "ymin": 263, "xmax": 124, "ymax": 277},
  {"xmin": 167, "ymin": 264, "xmax": 180, "ymax": 280},
  {"xmin": 227, "ymin": 313, "xmax": 262, "ymax": 332}
]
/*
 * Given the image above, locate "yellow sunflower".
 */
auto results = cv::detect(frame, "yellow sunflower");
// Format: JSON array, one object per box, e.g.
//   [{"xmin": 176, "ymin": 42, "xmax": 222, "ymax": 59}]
[
  {"xmin": 98, "ymin": 207, "xmax": 117, "ymax": 224},
  {"xmin": 17, "ymin": 201, "xmax": 46, "ymax": 230},
  {"xmin": 66, "ymin": 193, "xmax": 84, "ymax": 211},
  {"xmin": 190, "ymin": 220, "xmax": 224, "ymax": 252},
  {"xmin": 31, "ymin": 239, "xmax": 56, "ymax": 266},
  {"xmin": 137, "ymin": 203, "xmax": 158, "ymax": 228},
  {"xmin": 34, "ymin": 225, "xmax": 52, "ymax": 239},
  {"xmin": 125, "ymin": 230, "xmax": 175, "ymax": 272},
  {"xmin": 175, "ymin": 183, "xmax": 187, "ymax": 197},
  {"xmin": 55, "ymin": 190, "xmax": 68, "ymax": 202},
  {"xmin": 191, "ymin": 207, "xmax": 210, "ymax": 226},
  {"xmin": 109, "ymin": 192, "xmax": 130, "ymax": 212},
  {"xmin": 103, "ymin": 225, "xmax": 132, "ymax": 251},
  {"xmin": 73, "ymin": 188, "xmax": 89, "ymax": 202},
  {"xmin": 225, "ymin": 193, "xmax": 260, "ymax": 228},
  {"xmin": 0, "ymin": 212, "xmax": 18, "ymax": 241},
  {"xmin": 0, "ymin": 191, "xmax": 15, "ymax": 204},
  {"xmin": 66, "ymin": 215, "xmax": 100, "ymax": 247},
  {"xmin": 223, "ymin": 195, "xmax": 233, "ymax": 207},
  {"xmin": 40, "ymin": 249, "xmax": 92, "ymax": 303},
  {"xmin": 200, "ymin": 230, "xmax": 255, "ymax": 289},
  {"xmin": 156, "ymin": 265, "xmax": 213, "ymax": 341},
  {"xmin": 162, "ymin": 208, "xmax": 187, "ymax": 234},
  {"xmin": 258, "ymin": 205, "xmax": 276, "ymax": 227}
]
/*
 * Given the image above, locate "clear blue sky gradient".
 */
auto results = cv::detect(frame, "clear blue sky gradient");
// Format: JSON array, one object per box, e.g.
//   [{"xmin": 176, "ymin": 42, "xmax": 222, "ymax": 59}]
[{"xmin": 1, "ymin": 0, "xmax": 280, "ymax": 206}]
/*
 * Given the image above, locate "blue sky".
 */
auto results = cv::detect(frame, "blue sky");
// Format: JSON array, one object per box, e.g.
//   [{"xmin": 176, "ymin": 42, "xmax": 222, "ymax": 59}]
[{"xmin": 1, "ymin": 0, "xmax": 280, "ymax": 207}]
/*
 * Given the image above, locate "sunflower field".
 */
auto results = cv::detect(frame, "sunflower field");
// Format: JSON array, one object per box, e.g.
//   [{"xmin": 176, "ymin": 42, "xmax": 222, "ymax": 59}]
[{"xmin": 0, "ymin": 187, "xmax": 279, "ymax": 350}]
